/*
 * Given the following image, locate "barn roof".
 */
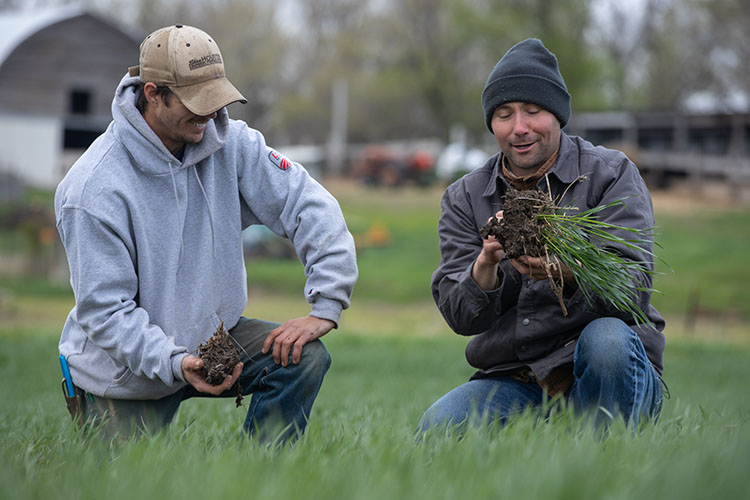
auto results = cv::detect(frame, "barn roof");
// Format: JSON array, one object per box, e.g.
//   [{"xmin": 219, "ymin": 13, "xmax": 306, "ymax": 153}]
[{"xmin": 0, "ymin": 5, "xmax": 140, "ymax": 67}]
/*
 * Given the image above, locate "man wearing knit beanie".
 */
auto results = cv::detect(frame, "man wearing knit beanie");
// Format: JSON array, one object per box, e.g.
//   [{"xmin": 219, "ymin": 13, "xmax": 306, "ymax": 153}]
[
  {"xmin": 419, "ymin": 39, "xmax": 665, "ymax": 435},
  {"xmin": 481, "ymin": 38, "xmax": 571, "ymax": 132}
]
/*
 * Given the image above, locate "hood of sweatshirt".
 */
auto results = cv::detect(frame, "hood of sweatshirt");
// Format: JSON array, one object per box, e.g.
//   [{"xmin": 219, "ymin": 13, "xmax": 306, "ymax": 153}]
[
  {"xmin": 110, "ymin": 74, "xmax": 234, "ymax": 271},
  {"xmin": 111, "ymin": 73, "xmax": 230, "ymax": 173}
]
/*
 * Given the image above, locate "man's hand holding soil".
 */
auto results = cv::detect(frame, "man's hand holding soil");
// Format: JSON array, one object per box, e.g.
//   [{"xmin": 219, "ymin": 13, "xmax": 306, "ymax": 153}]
[
  {"xmin": 511, "ymin": 255, "xmax": 577, "ymax": 288},
  {"xmin": 475, "ymin": 209, "xmax": 577, "ymax": 291},
  {"xmin": 473, "ymin": 211, "xmax": 506, "ymax": 290},
  {"xmin": 262, "ymin": 316, "xmax": 336, "ymax": 367},
  {"xmin": 182, "ymin": 355, "xmax": 243, "ymax": 395}
]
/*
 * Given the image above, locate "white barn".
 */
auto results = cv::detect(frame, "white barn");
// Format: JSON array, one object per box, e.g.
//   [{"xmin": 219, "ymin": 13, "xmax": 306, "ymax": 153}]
[{"xmin": 0, "ymin": 6, "xmax": 140, "ymax": 190}]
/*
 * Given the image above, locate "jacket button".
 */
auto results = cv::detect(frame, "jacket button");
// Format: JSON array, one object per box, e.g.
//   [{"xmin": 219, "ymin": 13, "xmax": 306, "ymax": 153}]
[{"xmin": 522, "ymin": 318, "xmax": 530, "ymax": 326}]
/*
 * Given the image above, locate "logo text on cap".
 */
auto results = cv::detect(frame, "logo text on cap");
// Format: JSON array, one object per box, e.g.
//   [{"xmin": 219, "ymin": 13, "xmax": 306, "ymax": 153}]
[{"xmin": 188, "ymin": 54, "xmax": 222, "ymax": 71}]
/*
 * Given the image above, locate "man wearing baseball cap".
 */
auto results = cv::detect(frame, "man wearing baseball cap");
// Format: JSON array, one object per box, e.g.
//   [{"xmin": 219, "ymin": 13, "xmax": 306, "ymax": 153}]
[
  {"xmin": 55, "ymin": 25, "xmax": 358, "ymax": 441},
  {"xmin": 419, "ymin": 38, "xmax": 665, "ymax": 434}
]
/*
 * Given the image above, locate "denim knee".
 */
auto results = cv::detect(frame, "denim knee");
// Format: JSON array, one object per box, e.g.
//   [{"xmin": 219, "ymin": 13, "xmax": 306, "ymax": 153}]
[
  {"xmin": 418, "ymin": 403, "xmax": 448, "ymax": 433},
  {"xmin": 298, "ymin": 339, "xmax": 332, "ymax": 376},
  {"xmin": 575, "ymin": 317, "xmax": 634, "ymax": 376},
  {"xmin": 571, "ymin": 317, "xmax": 661, "ymax": 426},
  {"xmin": 418, "ymin": 393, "xmax": 469, "ymax": 432}
]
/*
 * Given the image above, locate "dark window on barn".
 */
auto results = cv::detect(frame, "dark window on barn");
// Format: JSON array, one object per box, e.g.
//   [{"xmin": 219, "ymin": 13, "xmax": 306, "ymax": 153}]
[
  {"xmin": 583, "ymin": 128, "xmax": 624, "ymax": 147},
  {"xmin": 638, "ymin": 127, "xmax": 673, "ymax": 151},
  {"xmin": 63, "ymin": 128, "xmax": 101, "ymax": 149},
  {"xmin": 69, "ymin": 90, "xmax": 91, "ymax": 115},
  {"xmin": 688, "ymin": 127, "xmax": 731, "ymax": 155}
]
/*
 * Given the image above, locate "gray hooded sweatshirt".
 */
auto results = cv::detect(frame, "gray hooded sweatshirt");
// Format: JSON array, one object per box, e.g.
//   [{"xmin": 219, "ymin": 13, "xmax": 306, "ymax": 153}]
[{"xmin": 55, "ymin": 74, "xmax": 358, "ymax": 400}]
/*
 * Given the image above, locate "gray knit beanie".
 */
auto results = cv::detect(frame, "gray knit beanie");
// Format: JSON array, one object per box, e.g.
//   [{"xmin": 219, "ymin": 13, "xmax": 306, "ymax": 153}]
[{"xmin": 481, "ymin": 38, "xmax": 571, "ymax": 132}]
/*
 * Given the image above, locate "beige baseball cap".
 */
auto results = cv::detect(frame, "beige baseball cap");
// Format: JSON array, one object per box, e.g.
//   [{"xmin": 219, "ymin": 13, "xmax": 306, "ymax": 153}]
[{"xmin": 128, "ymin": 24, "xmax": 247, "ymax": 116}]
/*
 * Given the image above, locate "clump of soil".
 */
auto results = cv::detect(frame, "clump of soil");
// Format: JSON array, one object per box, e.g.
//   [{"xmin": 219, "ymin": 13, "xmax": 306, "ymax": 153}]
[
  {"xmin": 480, "ymin": 187, "xmax": 552, "ymax": 259},
  {"xmin": 480, "ymin": 187, "xmax": 568, "ymax": 316},
  {"xmin": 198, "ymin": 321, "xmax": 244, "ymax": 407}
]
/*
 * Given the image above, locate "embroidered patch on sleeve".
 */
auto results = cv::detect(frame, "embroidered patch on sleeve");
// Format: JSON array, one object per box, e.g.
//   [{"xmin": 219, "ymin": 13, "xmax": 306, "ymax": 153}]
[{"xmin": 268, "ymin": 150, "xmax": 292, "ymax": 171}]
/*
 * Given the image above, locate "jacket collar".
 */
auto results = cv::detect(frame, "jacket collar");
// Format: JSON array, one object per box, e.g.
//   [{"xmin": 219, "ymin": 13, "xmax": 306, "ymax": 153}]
[{"xmin": 482, "ymin": 132, "xmax": 580, "ymax": 198}]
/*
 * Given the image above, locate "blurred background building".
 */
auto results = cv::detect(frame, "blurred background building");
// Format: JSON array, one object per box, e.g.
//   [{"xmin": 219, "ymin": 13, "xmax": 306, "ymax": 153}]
[{"xmin": 0, "ymin": 6, "xmax": 139, "ymax": 191}]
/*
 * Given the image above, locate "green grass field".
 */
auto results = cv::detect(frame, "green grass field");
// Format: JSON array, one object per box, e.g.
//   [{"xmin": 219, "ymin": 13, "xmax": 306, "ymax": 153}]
[
  {"xmin": 1, "ymin": 181, "xmax": 749, "ymax": 500},
  {"xmin": 1, "ymin": 327, "xmax": 749, "ymax": 500}
]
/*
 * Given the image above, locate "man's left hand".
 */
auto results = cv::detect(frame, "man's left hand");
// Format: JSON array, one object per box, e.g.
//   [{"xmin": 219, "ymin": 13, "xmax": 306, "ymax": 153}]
[
  {"xmin": 511, "ymin": 256, "xmax": 577, "ymax": 287},
  {"xmin": 262, "ymin": 316, "xmax": 336, "ymax": 366}
]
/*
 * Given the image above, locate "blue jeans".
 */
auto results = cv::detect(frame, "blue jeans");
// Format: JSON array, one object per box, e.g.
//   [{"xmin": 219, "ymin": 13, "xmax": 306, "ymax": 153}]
[
  {"xmin": 79, "ymin": 317, "xmax": 331, "ymax": 442},
  {"xmin": 418, "ymin": 317, "xmax": 663, "ymax": 433}
]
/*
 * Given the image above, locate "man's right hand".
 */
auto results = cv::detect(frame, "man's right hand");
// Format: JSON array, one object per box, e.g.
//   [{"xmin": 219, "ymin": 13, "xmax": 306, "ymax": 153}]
[
  {"xmin": 472, "ymin": 211, "xmax": 505, "ymax": 290},
  {"xmin": 181, "ymin": 354, "xmax": 243, "ymax": 395}
]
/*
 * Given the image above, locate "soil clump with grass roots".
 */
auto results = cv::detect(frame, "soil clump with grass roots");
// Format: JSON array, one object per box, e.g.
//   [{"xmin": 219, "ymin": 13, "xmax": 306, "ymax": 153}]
[
  {"xmin": 198, "ymin": 321, "xmax": 244, "ymax": 406},
  {"xmin": 480, "ymin": 186, "xmax": 568, "ymax": 314},
  {"xmin": 480, "ymin": 187, "xmax": 551, "ymax": 259},
  {"xmin": 480, "ymin": 183, "xmax": 661, "ymax": 324}
]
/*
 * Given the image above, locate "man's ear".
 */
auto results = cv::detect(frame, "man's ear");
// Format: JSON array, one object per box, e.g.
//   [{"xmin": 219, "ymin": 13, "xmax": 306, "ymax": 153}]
[{"xmin": 143, "ymin": 82, "xmax": 159, "ymax": 104}]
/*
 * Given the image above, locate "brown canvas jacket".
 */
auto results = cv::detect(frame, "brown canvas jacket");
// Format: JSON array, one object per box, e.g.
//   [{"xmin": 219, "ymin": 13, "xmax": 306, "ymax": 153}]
[{"xmin": 431, "ymin": 132, "xmax": 666, "ymax": 382}]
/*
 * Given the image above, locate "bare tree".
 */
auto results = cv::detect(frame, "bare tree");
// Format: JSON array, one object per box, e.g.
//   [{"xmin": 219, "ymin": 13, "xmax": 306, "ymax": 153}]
[
  {"xmin": 691, "ymin": 0, "xmax": 750, "ymax": 110},
  {"xmin": 200, "ymin": 0, "xmax": 290, "ymax": 132},
  {"xmin": 590, "ymin": 0, "xmax": 749, "ymax": 111}
]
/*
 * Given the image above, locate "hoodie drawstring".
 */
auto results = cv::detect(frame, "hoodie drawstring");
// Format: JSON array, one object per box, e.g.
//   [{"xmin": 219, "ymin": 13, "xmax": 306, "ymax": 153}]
[
  {"xmin": 192, "ymin": 165, "xmax": 219, "ymax": 315},
  {"xmin": 192, "ymin": 166, "xmax": 217, "ymax": 259},
  {"xmin": 167, "ymin": 161, "xmax": 185, "ymax": 268}
]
